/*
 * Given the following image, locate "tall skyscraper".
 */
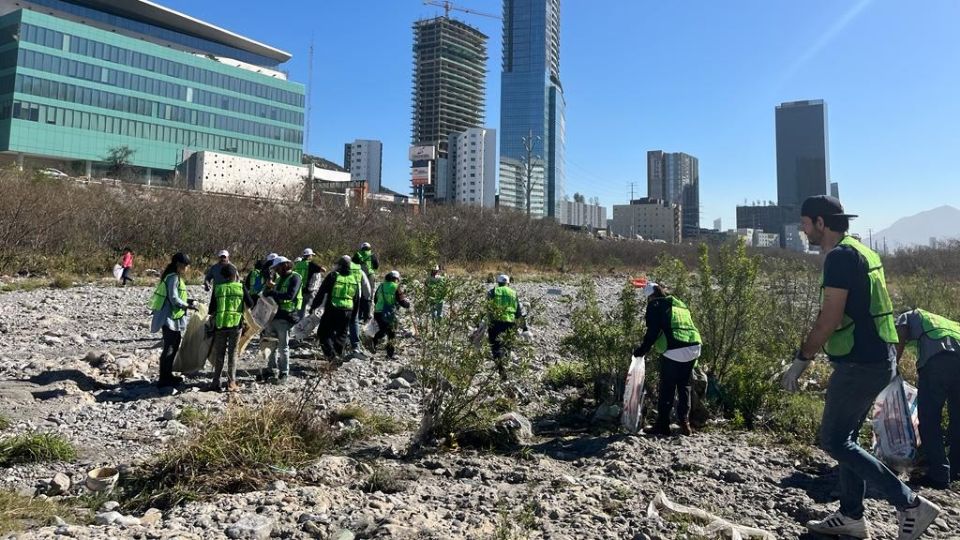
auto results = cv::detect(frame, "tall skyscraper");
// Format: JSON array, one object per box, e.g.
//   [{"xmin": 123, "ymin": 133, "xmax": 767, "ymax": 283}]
[
  {"xmin": 775, "ymin": 100, "xmax": 830, "ymax": 209},
  {"xmin": 647, "ymin": 150, "xmax": 699, "ymax": 236},
  {"xmin": 343, "ymin": 140, "xmax": 383, "ymax": 193},
  {"xmin": 446, "ymin": 127, "xmax": 496, "ymax": 208},
  {"xmin": 499, "ymin": 0, "xmax": 565, "ymax": 219},
  {"xmin": 411, "ymin": 17, "xmax": 487, "ymax": 199}
]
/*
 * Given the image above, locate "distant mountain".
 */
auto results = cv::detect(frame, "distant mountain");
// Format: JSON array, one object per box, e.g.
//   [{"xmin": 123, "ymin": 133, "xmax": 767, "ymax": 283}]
[{"xmin": 872, "ymin": 205, "xmax": 960, "ymax": 251}]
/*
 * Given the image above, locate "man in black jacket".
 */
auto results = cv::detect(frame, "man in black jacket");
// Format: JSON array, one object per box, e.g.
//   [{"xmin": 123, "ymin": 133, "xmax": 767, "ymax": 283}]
[
  {"xmin": 311, "ymin": 256, "xmax": 360, "ymax": 361},
  {"xmin": 633, "ymin": 281, "xmax": 702, "ymax": 437}
]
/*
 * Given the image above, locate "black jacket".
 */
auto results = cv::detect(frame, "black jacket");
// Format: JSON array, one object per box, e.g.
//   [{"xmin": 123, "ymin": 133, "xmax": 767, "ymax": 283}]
[{"xmin": 636, "ymin": 296, "xmax": 698, "ymax": 357}]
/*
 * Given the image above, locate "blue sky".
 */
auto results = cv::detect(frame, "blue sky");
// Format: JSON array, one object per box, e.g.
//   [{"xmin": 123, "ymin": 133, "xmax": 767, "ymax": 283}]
[{"xmin": 162, "ymin": 0, "xmax": 960, "ymax": 234}]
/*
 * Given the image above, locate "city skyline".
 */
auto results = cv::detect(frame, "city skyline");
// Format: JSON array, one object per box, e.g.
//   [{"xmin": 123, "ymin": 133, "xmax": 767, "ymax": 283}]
[{"xmin": 157, "ymin": 0, "xmax": 960, "ymax": 234}]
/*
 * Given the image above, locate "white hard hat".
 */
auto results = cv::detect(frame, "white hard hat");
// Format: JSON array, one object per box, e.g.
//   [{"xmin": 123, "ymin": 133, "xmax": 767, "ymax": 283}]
[
  {"xmin": 217, "ymin": 249, "xmax": 230, "ymax": 258},
  {"xmin": 496, "ymin": 274, "xmax": 510, "ymax": 284},
  {"xmin": 302, "ymin": 248, "xmax": 314, "ymax": 257},
  {"xmin": 387, "ymin": 270, "xmax": 400, "ymax": 280},
  {"xmin": 265, "ymin": 252, "xmax": 278, "ymax": 262},
  {"xmin": 359, "ymin": 242, "xmax": 371, "ymax": 250},
  {"xmin": 643, "ymin": 281, "xmax": 659, "ymax": 298},
  {"xmin": 271, "ymin": 256, "xmax": 291, "ymax": 268}
]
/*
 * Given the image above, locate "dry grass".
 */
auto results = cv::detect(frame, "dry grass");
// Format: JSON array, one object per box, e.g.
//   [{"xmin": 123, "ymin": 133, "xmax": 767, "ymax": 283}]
[{"xmin": 0, "ymin": 490, "xmax": 85, "ymax": 534}]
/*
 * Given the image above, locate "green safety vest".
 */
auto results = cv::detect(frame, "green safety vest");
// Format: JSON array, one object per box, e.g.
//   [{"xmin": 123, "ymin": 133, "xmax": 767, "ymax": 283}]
[
  {"xmin": 653, "ymin": 296, "xmax": 702, "ymax": 354},
  {"xmin": 349, "ymin": 262, "xmax": 365, "ymax": 288},
  {"xmin": 426, "ymin": 276, "xmax": 445, "ymax": 303},
  {"xmin": 293, "ymin": 259, "xmax": 310, "ymax": 280},
  {"xmin": 355, "ymin": 250, "xmax": 375, "ymax": 277},
  {"xmin": 822, "ymin": 235, "xmax": 898, "ymax": 357},
  {"xmin": 246, "ymin": 268, "xmax": 264, "ymax": 296},
  {"xmin": 275, "ymin": 272, "xmax": 302, "ymax": 313},
  {"xmin": 331, "ymin": 272, "xmax": 358, "ymax": 310},
  {"xmin": 214, "ymin": 281, "xmax": 245, "ymax": 329},
  {"xmin": 149, "ymin": 274, "xmax": 187, "ymax": 321},
  {"xmin": 491, "ymin": 285, "xmax": 518, "ymax": 323},
  {"xmin": 375, "ymin": 281, "xmax": 398, "ymax": 313},
  {"xmin": 917, "ymin": 309, "xmax": 960, "ymax": 342}
]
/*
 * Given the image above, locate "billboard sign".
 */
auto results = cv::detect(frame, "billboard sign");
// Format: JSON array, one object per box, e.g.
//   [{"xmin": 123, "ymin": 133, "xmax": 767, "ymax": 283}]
[
  {"xmin": 411, "ymin": 164, "xmax": 431, "ymax": 186},
  {"xmin": 408, "ymin": 145, "xmax": 437, "ymax": 161}
]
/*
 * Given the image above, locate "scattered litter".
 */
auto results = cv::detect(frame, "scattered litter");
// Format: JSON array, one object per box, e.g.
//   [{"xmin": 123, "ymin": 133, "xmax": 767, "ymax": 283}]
[
  {"xmin": 86, "ymin": 467, "xmax": 119, "ymax": 492},
  {"xmin": 646, "ymin": 491, "xmax": 775, "ymax": 539}
]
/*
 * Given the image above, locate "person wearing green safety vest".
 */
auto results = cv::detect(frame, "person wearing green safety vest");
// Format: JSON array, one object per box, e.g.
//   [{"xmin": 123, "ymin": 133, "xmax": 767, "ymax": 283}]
[
  {"xmin": 311, "ymin": 255, "xmax": 361, "ymax": 361},
  {"xmin": 347, "ymin": 261, "xmax": 373, "ymax": 358},
  {"xmin": 487, "ymin": 274, "xmax": 526, "ymax": 380},
  {"xmin": 258, "ymin": 256, "xmax": 302, "ymax": 384},
  {"xmin": 149, "ymin": 252, "xmax": 198, "ymax": 388},
  {"xmin": 372, "ymin": 271, "xmax": 411, "ymax": 359},
  {"xmin": 633, "ymin": 281, "xmax": 702, "ymax": 437},
  {"xmin": 784, "ymin": 196, "xmax": 939, "ymax": 540},
  {"xmin": 293, "ymin": 248, "xmax": 326, "ymax": 319},
  {"xmin": 206, "ymin": 265, "xmax": 254, "ymax": 392},
  {"xmin": 896, "ymin": 308, "xmax": 960, "ymax": 489},
  {"xmin": 353, "ymin": 242, "xmax": 379, "ymax": 287}
]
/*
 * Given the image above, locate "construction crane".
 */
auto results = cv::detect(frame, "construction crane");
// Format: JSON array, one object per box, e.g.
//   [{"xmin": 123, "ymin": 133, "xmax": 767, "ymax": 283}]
[{"xmin": 423, "ymin": 0, "xmax": 500, "ymax": 20}]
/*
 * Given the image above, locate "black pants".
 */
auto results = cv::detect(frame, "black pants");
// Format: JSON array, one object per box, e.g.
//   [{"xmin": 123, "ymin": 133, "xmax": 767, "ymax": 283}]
[
  {"xmin": 657, "ymin": 357, "xmax": 696, "ymax": 424},
  {"xmin": 918, "ymin": 351, "xmax": 960, "ymax": 485},
  {"xmin": 488, "ymin": 321, "xmax": 515, "ymax": 379},
  {"xmin": 317, "ymin": 307, "xmax": 352, "ymax": 358},
  {"xmin": 373, "ymin": 312, "xmax": 396, "ymax": 357},
  {"xmin": 159, "ymin": 326, "xmax": 182, "ymax": 381},
  {"xmin": 120, "ymin": 267, "xmax": 133, "ymax": 286}
]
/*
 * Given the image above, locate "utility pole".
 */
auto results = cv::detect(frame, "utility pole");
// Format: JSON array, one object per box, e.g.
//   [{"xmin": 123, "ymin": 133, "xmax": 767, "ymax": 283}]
[
  {"xmin": 521, "ymin": 129, "xmax": 541, "ymax": 218},
  {"xmin": 629, "ymin": 182, "xmax": 636, "ymax": 202},
  {"xmin": 304, "ymin": 37, "xmax": 314, "ymax": 152}
]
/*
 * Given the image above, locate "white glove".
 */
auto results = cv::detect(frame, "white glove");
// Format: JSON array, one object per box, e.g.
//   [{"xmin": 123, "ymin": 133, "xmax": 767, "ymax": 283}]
[{"xmin": 781, "ymin": 351, "xmax": 812, "ymax": 392}]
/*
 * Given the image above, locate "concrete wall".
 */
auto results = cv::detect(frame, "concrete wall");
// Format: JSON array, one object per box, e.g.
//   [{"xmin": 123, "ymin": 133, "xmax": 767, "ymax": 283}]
[{"xmin": 194, "ymin": 151, "xmax": 306, "ymax": 200}]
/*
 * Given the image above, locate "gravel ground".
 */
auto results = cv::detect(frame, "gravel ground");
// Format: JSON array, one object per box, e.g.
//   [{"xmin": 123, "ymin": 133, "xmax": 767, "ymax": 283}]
[{"xmin": 0, "ymin": 277, "xmax": 957, "ymax": 539}]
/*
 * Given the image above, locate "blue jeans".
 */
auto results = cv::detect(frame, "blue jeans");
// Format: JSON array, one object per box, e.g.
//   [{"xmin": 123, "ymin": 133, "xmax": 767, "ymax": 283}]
[
  {"xmin": 917, "ymin": 351, "xmax": 960, "ymax": 485},
  {"xmin": 266, "ymin": 319, "xmax": 292, "ymax": 375},
  {"xmin": 820, "ymin": 359, "xmax": 916, "ymax": 519}
]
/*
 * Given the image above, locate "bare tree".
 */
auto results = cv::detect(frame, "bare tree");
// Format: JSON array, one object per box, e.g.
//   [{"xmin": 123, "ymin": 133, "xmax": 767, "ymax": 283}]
[{"xmin": 520, "ymin": 130, "xmax": 542, "ymax": 218}]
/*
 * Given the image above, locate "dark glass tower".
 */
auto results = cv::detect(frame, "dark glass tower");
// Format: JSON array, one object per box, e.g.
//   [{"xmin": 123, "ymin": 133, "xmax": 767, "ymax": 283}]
[
  {"xmin": 775, "ymin": 100, "xmax": 829, "ymax": 209},
  {"xmin": 499, "ymin": 0, "xmax": 564, "ymax": 219}
]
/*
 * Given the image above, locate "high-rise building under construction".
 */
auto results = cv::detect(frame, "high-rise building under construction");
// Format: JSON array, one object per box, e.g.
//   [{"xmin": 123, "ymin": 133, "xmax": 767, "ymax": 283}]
[{"xmin": 411, "ymin": 16, "xmax": 487, "ymax": 199}]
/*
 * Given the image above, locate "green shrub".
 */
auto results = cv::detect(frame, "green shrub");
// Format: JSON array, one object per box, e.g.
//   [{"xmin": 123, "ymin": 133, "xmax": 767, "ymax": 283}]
[
  {"xmin": 560, "ymin": 281, "xmax": 642, "ymax": 404},
  {"xmin": 333, "ymin": 404, "xmax": 406, "ymax": 442},
  {"xmin": 762, "ymin": 392, "xmax": 824, "ymax": 444},
  {"xmin": 359, "ymin": 467, "xmax": 405, "ymax": 494},
  {"xmin": 542, "ymin": 361, "xmax": 589, "ymax": 389},
  {"xmin": 122, "ymin": 400, "xmax": 333, "ymax": 511},
  {"xmin": 49, "ymin": 274, "xmax": 74, "ymax": 289},
  {"xmin": 0, "ymin": 490, "xmax": 84, "ymax": 534},
  {"xmin": 0, "ymin": 433, "xmax": 77, "ymax": 466},
  {"xmin": 177, "ymin": 406, "xmax": 207, "ymax": 427},
  {"xmin": 406, "ymin": 277, "xmax": 534, "ymax": 445}
]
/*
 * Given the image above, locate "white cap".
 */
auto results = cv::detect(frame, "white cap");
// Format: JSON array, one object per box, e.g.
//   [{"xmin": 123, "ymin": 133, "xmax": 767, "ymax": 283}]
[
  {"xmin": 271, "ymin": 256, "xmax": 291, "ymax": 268},
  {"xmin": 387, "ymin": 270, "xmax": 400, "ymax": 280},
  {"xmin": 302, "ymin": 248, "xmax": 314, "ymax": 257},
  {"xmin": 496, "ymin": 274, "xmax": 510, "ymax": 284},
  {"xmin": 359, "ymin": 242, "xmax": 371, "ymax": 250},
  {"xmin": 265, "ymin": 252, "xmax": 278, "ymax": 262},
  {"xmin": 217, "ymin": 249, "xmax": 230, "ymax": 258},
  {"xmin": 643, "ymin": 281, "xmax": 659, "ymax": 298}
]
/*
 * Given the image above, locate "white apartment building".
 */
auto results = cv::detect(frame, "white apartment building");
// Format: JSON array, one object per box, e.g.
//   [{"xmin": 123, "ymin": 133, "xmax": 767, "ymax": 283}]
[
  {"xmin": 344, "ymin": 139, "xmax": 383, "ymax": 193},
  {"xmin": 449, "ymin": 128, "xmax": 496, "ymax": 208}
]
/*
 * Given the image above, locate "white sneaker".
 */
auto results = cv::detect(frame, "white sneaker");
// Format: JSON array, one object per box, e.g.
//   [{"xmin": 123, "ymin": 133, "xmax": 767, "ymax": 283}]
[
  {"xmin": 806, "ymin": 511, "xmax": 871, "ymax": 538},
  {"xmin": 897, "ymin": 496, "xmax": 940, "ymax": 540}
]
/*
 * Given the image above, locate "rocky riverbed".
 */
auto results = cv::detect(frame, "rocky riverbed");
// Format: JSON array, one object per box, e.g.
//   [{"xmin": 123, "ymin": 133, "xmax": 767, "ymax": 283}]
[{"xmin": 0, "ymin": 278, "xmax": 957, "ymax": 539}]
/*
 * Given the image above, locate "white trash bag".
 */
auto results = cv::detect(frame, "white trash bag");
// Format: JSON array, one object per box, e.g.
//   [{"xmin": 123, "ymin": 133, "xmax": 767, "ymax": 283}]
[
  {"xmin": 871, "ymin": 375, "xmax": 920, "ymax": 473},
  {"xmin": 290, "ymin": 312, "xmax": 322, "ymax": 340},
  {"xmin": 173, "ymin": 305, "xmax": 212, "ymax": 373},
  {"xmin": 112, "ymin": 264, "xmax": 123, "ymax": 281},
  {"xmin": 250, "ymin": 297, "xmax": 277, "ymax": 329},
  {"xmin": 364, "ymin": 318, "xmax": 379, "ymax": 338},
  {"xmin": 621, "ymin": 355, "xmax": 646, "ymax": 434}
]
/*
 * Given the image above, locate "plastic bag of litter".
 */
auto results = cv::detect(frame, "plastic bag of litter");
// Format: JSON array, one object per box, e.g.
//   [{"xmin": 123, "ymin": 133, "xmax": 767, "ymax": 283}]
[
  {"xmin": 871, "ymin": 375, "xmax": 920, "ymax": 472},
  {"xmin": 173, "ymin": 305, "xmax": 213, "ymax": 373},
  {"xmin": 250, "ymin": 296, "xmax": 277, "ymax": 329},
  {"xmin": 237, "ymin": 308, "xmax": 262, "ymax": 356},
  {"xmin": 290, "ymin": 312, "xmax": 322, "ymax": 340},
  {"xmin": 364, "ymin": 318, "xmax": 378, "ymax": 338},
  {"xmin": 112, "ymin": 264, "xmax": 123, "ymax": 281},
  {"xmin": 621, "ymin": 355, "xmax": 646, "ymax": 433}
]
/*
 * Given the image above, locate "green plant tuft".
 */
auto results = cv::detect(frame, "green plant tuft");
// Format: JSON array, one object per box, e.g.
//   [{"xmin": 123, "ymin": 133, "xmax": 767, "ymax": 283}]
[{"xmin": 0, "ymin": 433, "xmax": 77, "ymax": 466}]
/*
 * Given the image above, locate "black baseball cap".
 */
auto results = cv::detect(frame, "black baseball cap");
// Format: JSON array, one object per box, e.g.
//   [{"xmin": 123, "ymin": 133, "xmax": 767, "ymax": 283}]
[{"xmin": 800, "ymin": 195, "xmax": 858, "ymax": 220}]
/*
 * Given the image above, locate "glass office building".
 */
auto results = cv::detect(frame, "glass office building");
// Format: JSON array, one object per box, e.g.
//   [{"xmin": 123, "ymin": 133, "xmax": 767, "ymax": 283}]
[
  {"xmin": 775, "ymin": 100, "xmax": 829, "ymax": 209},
  {"xmin": 0, "ymin": 0, "xmax": 304, "ymax": 180},
  {"xmin": 499, "ymin": 0, "xmax": 564, "ymax": 219}
]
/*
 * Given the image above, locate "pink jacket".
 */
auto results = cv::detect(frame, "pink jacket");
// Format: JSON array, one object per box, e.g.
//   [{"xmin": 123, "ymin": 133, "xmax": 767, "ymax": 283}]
[{"xmin": 121, "ymin": 252, "xmax": 133, "ymax": 269}]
